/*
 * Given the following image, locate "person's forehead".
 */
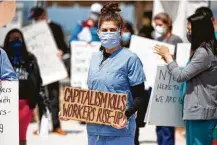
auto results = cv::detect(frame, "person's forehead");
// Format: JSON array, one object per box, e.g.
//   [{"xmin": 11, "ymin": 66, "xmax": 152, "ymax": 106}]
[
  {"xmin": 9, "ymin": 32, "xmax": 21, "ymax": 38},
  {"xmin": 100, "ymin": 21, "xmax": 119, "ymax": 29},
  {"xmin": 154, "ymin": 19, "xmax": 164, "ymax": 25}
]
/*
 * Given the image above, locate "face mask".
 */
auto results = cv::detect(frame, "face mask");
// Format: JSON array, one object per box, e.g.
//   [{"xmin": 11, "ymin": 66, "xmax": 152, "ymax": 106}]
[
  {"xmin": 121, "ymin": 32, "xmax": 131, "ymax": 42},
  {"xmin": 153, "ymin": 31, "xmax": 163, "ymax": 39},
  {"xmin": 98, "ymin": 31, "xmax": 121, "ymax": 49},
  {"xmin": 186, "ymin": 32, "xmax": 191, "ymax": 42},
  {"xmin": 155, "ymin": 25, "xmax": 166, "ymax": 35},
  {"xmin": 9, "ymin": 39, "xmax": 23, "ymax": 57}
]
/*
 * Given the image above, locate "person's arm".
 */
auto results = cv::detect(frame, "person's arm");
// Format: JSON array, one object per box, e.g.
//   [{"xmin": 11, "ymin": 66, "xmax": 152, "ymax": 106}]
[
  {"xmin": 55, "ymin": 25, "xmax": 68, "ymax": 54},
  {"xmin": 168, "ymin": 47, "xmax": 211, "ymax": 83},
  {"xmin": 126, "ymin": 55, "xmax": 147, "ymax": 118},
  {"xmin": 0, "ymin": 49, "xmax": 17, "ymax": 80},
  {"xmin": 69, "ymin": 22, "xmax": 83, "ymax": 43},
  {"xmin": 125, "ymin": 83, "xmax": 149, "ymax": 120},
  {"xmin": 155, "ymin": 45, "xmax": 211, "ymax": 83}
]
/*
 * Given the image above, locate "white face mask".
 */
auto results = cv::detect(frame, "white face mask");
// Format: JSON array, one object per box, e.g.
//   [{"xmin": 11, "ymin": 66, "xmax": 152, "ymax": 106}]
[{"xmin": 155, "ymin": 26, "xmax": 166, "ymax": 35}]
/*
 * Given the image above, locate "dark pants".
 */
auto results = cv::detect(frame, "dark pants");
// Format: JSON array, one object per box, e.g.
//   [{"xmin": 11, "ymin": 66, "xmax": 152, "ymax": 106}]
[
  {"xmin": 47, "ymin": 82, "xmax": 60, "ymax": 130},
  {"xmin": 156, "ymin": 126, "xmax": 175, "ymax": 145},
  {"xmin": 38, "ymin": 82, "xmax": 60, "ymax": 131},
  {"xmin": 135, "ymin": 126, "xmax": 140, "ymax": 145},
  {"xmin": 134, "ymin": 89, "xmax": 151, "ymax": 145}
]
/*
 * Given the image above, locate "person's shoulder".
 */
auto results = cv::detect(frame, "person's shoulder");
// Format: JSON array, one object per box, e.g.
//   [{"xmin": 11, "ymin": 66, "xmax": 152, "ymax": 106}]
[
  {"xmin": 49, "ymin": 21, "xmax": 62, "ymax": 29},
  {"xmin": 121, "ymin": 48, "xmax": 140, "ymax": 60},
  {"xmin": 0, "ymin": 48, "xmax": 7, "ymax": 56},
  {"xmin": 171, "ymin": 34, "xmax": 183, "ymax": 42},
  {"xmin": 27, "ymin": 53, "xmax": 37, "ymax": 63}
]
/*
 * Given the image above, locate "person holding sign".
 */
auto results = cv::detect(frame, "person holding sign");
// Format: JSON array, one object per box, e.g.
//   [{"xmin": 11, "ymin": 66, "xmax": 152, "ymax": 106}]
[
  {"xmin": 3, "ymin": 29, "xmax": 45, "ymax": 145},
  {"xmin": 29, "ymin": 7, "xmax": 68, "ymax": 135},
  {"xmin": 87, "ymin": 2, "xmax": 148, "ymax": 145},
  {"xmin": 0, "ymin": 48, "xmax": 17, "ymax": 80},
  {"xmin": 153, "ymin": 12, "xmax": 183, "ymax": 145},
  {"xmin": 154, "ymin": 12, "xmax": 217, "ymax": 145}
]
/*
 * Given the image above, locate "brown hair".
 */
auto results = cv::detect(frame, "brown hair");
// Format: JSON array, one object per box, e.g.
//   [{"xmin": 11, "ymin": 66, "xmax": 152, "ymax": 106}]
[
  {"xmin": 98, "ymin": 2, "xmax": 125, "ymax": 31},
  {"xmin": 154, "ymin": 12, "xmax": 172, "ymax": 31}
]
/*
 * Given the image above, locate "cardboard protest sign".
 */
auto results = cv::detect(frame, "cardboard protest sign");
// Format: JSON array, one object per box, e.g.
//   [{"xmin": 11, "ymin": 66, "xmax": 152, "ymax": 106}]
[
  {"xmin": 0, "ymin": 81, "xmax": 19, "ymax": 145},
  {"xmin": 0, "ymin": 0, "xmax": 16, "ymax": 27},
  {"xmin": 130, "ymin": 35, "xmax": 175, "ymax": 89},
  {"xmin": 71, "ymin": 41, "xmax": 100, "ymax": 88},
  {"xmin": 60, "ymin": 87, "xmax": 127, "ymax": 126},
  {"xmin": 176, "ymin": 43, "xmax": 191, "ymax": 67},
  {"xmin": 146, "ymin": 66, "xmax": 184, "ymax": 127},
  {"xmin": 22, "ymin": 21, "xmax": 68, "ymax": 86}
]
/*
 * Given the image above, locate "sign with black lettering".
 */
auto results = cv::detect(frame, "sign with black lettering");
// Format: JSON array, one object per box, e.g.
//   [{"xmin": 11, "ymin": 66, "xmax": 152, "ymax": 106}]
[
  {"xmin": 0, "ymin": 81, "xmax": 19, "ymax": 145},
  {"xmin": 60, "ymin": 87, "xmax": 127, "ymax": 126},
  {"xmin": 146, "ymin": 66, "xmax": 184, "ymax": 126},
  {"xmin": 22, "ymin": 21, "xmax": 68, "ymax": 86}
]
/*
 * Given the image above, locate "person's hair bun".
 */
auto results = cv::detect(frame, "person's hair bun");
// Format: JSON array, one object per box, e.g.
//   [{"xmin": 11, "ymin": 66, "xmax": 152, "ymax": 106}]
[{"xmin": 101, "ymin": 2, "xmax": 121, "ymax": 15}]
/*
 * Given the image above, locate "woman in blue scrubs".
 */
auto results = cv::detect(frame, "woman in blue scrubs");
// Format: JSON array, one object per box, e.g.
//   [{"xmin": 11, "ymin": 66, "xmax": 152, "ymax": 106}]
[
  {"xmin": 154, "ymin": 12, "xmax": 217, "ymax": 145},
  {"xmin": 0, "ymin": 48, "xmax": 17, "ymax": 80},
  {"xmin": 87, "ymin": 2, "xmax": 148, "ymax": 145}
]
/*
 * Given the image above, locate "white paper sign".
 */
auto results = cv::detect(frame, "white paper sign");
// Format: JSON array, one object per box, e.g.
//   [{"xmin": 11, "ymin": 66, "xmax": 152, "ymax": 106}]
[
  {"xmin": 71, "ymin": 41, "xmax": 100, "ymax": 88},
  {"xmin": 0, "ymin": 81, "xmax": 19, "ymax": 145},
  {"xmin": 146, "ymin": 66, "xmax": 184, "ymax": 127},
  {"xmin": 176, "ymin": 43, "xmax": 191, "ymax": 67},
  {"xmin": 130, "ymin": 35, "xmax": 175, "ymax": 89},
  {"xmin": 22, "ymin": 21, "xmax": 68, "ymax": 86}
]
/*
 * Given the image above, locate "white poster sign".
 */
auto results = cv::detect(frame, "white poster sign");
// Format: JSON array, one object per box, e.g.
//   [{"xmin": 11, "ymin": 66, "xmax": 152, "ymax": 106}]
[
  {"xmin": 22, "ymin": 21, "xmax": 68, "ymax": 86},
  {"xmin": 176, "ymin": 43, "xmax": 191, "ymax": 67},
  {"xmin": 0, "ymin": 81, "xmax": 19, "ymax": 145},
  {"xmin": 130, "ymin": 35, "xmax": 175, "ymax": 89},
  {"xmin": 146, "ymin": 66, "xmax": 184, "ymax": 127},
  {"xmin": 71, "ymin": 41, "xmax": 100, "ymax": 89}
]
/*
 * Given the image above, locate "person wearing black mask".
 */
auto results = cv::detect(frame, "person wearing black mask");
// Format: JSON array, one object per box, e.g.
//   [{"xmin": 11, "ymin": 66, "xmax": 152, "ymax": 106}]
[
  {"xmin": 29, "ymin": 7, "xmax": 68, "ymax": 135},
  {"xmin": 3, "ymin": 29, "xmax": 46, "ymax": 145}
]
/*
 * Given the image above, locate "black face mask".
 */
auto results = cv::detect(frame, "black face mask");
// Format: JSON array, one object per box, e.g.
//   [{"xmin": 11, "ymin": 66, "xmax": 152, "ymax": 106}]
[{"xmin": 186, "ymin": 32, "xmax": 192, "ymax": 42}]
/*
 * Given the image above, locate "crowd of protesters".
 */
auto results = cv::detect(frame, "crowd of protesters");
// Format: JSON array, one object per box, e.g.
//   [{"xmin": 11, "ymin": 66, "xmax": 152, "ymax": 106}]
[{"xmin": 1, "ymin": 2, "xmax": 217, "ymax": 145}]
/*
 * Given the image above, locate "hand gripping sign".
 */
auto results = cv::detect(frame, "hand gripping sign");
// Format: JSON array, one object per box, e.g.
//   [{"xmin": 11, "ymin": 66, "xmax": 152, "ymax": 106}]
[{"xmin": 60, "ymin": 87, "xmax": 127, "ymax": 126}]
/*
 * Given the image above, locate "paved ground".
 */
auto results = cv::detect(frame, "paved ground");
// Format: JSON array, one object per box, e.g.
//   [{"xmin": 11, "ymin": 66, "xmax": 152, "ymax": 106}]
[{"xmin": 27, "ymin": 121, "xmax": 186, "ymax": 145}]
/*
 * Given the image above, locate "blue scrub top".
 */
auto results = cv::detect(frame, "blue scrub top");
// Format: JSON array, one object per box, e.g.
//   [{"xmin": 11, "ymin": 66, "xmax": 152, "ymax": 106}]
[
  {"xmin": 0, "ymin": 49, "xmax": 17, "ymax": 80},
  {"xmin": 87, "ymin": 47, "xmax": 146, "ymax": 137}
]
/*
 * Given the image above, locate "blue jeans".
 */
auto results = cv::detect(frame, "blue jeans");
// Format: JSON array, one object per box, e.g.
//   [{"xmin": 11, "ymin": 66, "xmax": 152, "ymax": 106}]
[
  {"xmin": 156, "ymin": 126, "xmax": 175, "ymax": 145},
  {"xmin": 186, "ymin": 120, "xmax": 217, "ymax": 145},
  {"xmin": 88, "ymin": 135, "xmax": 134, "ymax": 145}
]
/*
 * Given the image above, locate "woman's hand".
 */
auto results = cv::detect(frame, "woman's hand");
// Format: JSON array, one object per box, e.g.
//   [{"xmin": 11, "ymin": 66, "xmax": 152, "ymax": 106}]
[
  {"xmin": 112, "ymin": 116, "xmax": 127, "ymax": 129},
  {"xmin": 57, "ymin": 49, "xmax": 63, "ymax": 59},
  {"xmin": 154, "ymin": 45, "xmax": 173, "ymax": 63}
]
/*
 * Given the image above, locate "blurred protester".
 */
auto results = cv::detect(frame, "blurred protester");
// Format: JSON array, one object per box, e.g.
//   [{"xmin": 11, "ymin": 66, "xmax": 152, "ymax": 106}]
[
  {"xmin": 3, "ymin": 29, "xmax": 45, "ymax": 145},
  {"xmin": 121, "ymin": 21, "xmax": 134, "ymax": 48},
  {"xmin": 0, "ymin": 48, "xmax": 17, "ymax": 80},
  {"xmin": 29, "ymin": 7, "xmax": 68, "ymax": 135},
  {"xmin": 121, "ymin": 21, "xmax": 149, "ymax": 145},
  {"xmin": 138, "ymin": 11, "xmax": 154, "ymax": 39},
  {"xmin": 153, "ymin": 12, "xmax": 182, "ymax": 145},
  {"xmin": 69, "ymin": 3, "xmax": 103, "ymax": 43},
  {"xmin": 154, "ymin": 12, "xmax": 217, "ymax": 145},
  {"xmin": 195, "ymin": 7, "xmax": 217, "ymax": 38}
]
